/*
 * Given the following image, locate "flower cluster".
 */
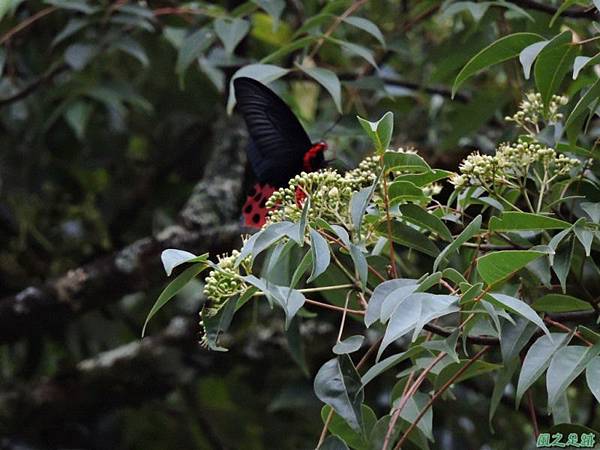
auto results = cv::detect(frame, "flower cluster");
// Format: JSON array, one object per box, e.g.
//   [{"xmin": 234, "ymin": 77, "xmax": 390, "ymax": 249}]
[
  {"xmin": 266, "ymin": 160, "xmax": 377, "ymax": 225},
  {"xmin": 505, "ymin": 92, "xmax": 568, "ymax": 131},
  {"xmin": 451, "ymin": 138, "xmax": 580, "ymax": 190},
  {"xmin": 203, "ymin": 249, "xmax": 247, "ymax": 314}
]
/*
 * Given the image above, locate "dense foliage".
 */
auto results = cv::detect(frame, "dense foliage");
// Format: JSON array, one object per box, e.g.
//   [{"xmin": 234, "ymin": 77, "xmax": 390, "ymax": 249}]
[{"xmin": 3, "ymin": 0, "xmax": 600, "ymax": 449}]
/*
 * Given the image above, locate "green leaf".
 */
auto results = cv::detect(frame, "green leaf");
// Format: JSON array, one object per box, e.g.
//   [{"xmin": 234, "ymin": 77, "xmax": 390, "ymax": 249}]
[
  {"xmin": 477, "ymin": 250, "xmax": 544, "ymax": 286},
  {"xmin": 452, "ymin": 32, "xmax": 544, "ymax": 97},
  {"xmin": 489, "ymin": 293, "xmax": 551, "ymax": 336},
  {"xmin": 519, "ymin": 41, "xmax": 549, "ymax": 79},
  {"xmin": 260, "ymin": 36, "xmax": 317, "ymax": 63},
  {"xmin": 142, "ymin": 262, "xmax": 208, "ymax": 336},
  {"xmin": 565, "ymin": 75, "xmax": 600, "ymax": 133},
  {"xmin": 242, "ymin": 221, "xmax": 296, "ymax": 262},
  {"xmin": 52, "ymin": 18, "xmax": 89, "ymax": 47},
  {"xmin": 417, "ymin": 272, "xmax": 443, "ymax": 292},
  {"xmin": 333, "ymin": 335, "xmax": 365, "ymax": 355},
  {"xmin": 375, "ymin": 220, "xmax": 440, "ymax": 258},
  {"xmin": 251, "ymin": 0, "xmax": 285, "ymax": 29},
  {"xmin": 160, "ymin": 249, "xmax": 208, "ymax": 276},
  {"xmin": 320, "ymin": 436, "xmax": 349, "ymax": 450},
  {"xmin": 244, "ymin": 275, "xmax": 305, "ymax": 327},
  {"xmin": 379, "ymin": 283, "xmax": 419, "ymax": 323},
  {"xmin": 214, "ymin": 18, "xmax": 250, "ymax": 54},
  {"xmin": 400, "ymin": 204, "xmax": 452, "ymax": 241},
  {"xmin": 579, "ymin": 326, "xmax": 600, "ymax": 345},
  {"xmin": 350, "ymin": 174, "xmax": 380, "ymax": 241},
  {"xmin": 547, "ymin": 342, "xmax": 600, "ymax": 408},
  {"xmin": 368, "ymin": 414, "xmax": 428, "ymax": 450},
  {"xmin": 516, "ymin": 333, "xmax": 571, "ymax": 407},
  {"xmin": 585, "ymin": 356, "xmax": 600, "ymax": 403},
  {"xmin": 549, "ymin": 0, "xmax": 579, "ymax": 27},
  {"xmin": 490, "ymin": 0, "xmax": 534, "ymax": 21},
  {"xmin": 422, "ymin": 329, "xmax": 460, "ymax": 363},
  {"xmin": 388, "ymin": 181, "xmax": 428, "ymax": 203},
  {"xmin": 45, "ymin": 0, "xmax": 98, "ymax": 14},
  {"xmin": 548, "ymin": 227, "xmax": 572, "ymax": 266},
  {"xmin": 64, "ymin": 43, "xmax": 97, "ymax": 70},
  {"xmin": 500, "ymin": 318, "xmax": 537, "ymax": 364},
  {"xmin": 296, "ymin": 65, "xmax": 342, "ymax": 112},
  {"xmin": 434, "ymin": 359, "xmax": 502, "ymax": 391},
  {"xmin": 574, "ymin": 224, "xmax": 593, "ymax": 256},
  {"xmin": 383, "ymin": 150, "xmax": 431, "ymax": 173},
  {"xmin": 290, "ymin": 248, "xmax": 313, "ymax": 288},
  {"xmin": 293, "ymin": 12, "xmax": 331, "ymax": 36},
  {"xmin": 201, "ymin": 293, "xmax": 239, "ymax": 351},
  {"xmin": 176, "ymin": 28, "xmax": 214, "ymax": 85},
  {"xmin": 442, "ymin": 1, "xmax": 490, "ymax": 22},
  {"xmin": 532, "ymin": 294, "xmax": 593, "ymax": 313},
  {"xmin": 393, "ymin": 169, "xmax": 452, "ymax": 187},
  {"xmin": 0, "ymin": 0, "xmax": 24, "ymax": 21},
  {"xmin": 64, "ymin": 100, "xmax": 93, "ymax": 140},
  {"xmin": 349, "ymin": 243, "xmax": 368, "ymax": 290},
  {"xmin": 341, "ymin": 16, "xmax": 385, "ymax": 47},
  {"xmin": 227, "ymin": 64, "xmax": 290, "ymax": 113},
  {"xmin": 581, "ymin": 202, "xmax": 600, "ymax": 223},
  {"xmin": 393, "ymin": 390, "xmax": 434, "ymax": 441},
  {"xmin": 314, "ymin": 355, "xmax": 364, "ymax": 432},
  {"xmin": 377, "ymin": 293, "xmax": 458, "ymax": 360},
  {"xmin": 433, "ymin": 215, "xmax": 482, "ymax": 272},
  {"xmin": 573, "ymin": 53, "xmax": 600, "ymax": 79},
  {"xmin": 489, "ymin": 357, "xmax": 520, "ymax": 429},
  {"xmin": 357, "ymin": 111, "xmax": 393, "ymax": 154},
  {"xmin": 553, "ymin": 237, "xmax": 575, "ymax": 293},
  {"xmin": 489, "ymin": 212, "xmax": 570, "ymax": 232},
  {"xmin": 298, "ymin": 196, "xmax": 310, "ymax": 245},
  {"xmin": 534, "ymin": 31, "xmax": 579, "ymax": 114},
  {"xmin": 365, "ymin": 278, "xmax": 418, "ymax": 328},
  {"xmin": 331, "ymin": 38, "xmax": 377, "ymax": 68},
  {"xmin": 321, "ymin": 405, "xmax": 377, "ymax": 450},
  {"xmin": 308, "ymin": 229, "xmax": 331, "ymax": 283},
  {"xmin": 361, "ymin": 346, "xmax": 424, "ymax": 386},
  {"xmin": 112, "ymin": 36, "xmax": 149, "ymax": 66}
]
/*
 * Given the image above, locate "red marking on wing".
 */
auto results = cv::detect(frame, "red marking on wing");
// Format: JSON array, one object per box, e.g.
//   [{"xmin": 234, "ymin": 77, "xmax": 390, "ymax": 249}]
[
  {"xmin": 303, "ymin": 142, "xmax": 328, "ymax": 172},
  {"xmin": 242, "ymin": 183, "xmax": 276, "ymax": 228},
  {"xmin": 295, "ymin": 187, "xmax": 307, "ymax": 207}
]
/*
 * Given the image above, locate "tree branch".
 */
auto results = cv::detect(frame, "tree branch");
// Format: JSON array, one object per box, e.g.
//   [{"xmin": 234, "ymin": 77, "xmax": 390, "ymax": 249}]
[
  {"xmin": 0, "ymin": 314, "xmax": 337, "ymax": 446},
  {"xmin": 506, "ymin": 0, "xmax": 597, "ymax": 19},
  {"xmin": 0, "ymin": 64, "xmax": 68, "ymax": 107},
  {"xmin": 0, "ymin": 115, "xmax": 248, "ymax": 344}
]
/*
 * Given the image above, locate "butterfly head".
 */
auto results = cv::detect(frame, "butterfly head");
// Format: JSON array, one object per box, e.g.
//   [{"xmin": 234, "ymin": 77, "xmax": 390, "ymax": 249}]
[{"xmin": 303, "ymin": 141, "xmax": 328, "ymax": 172}]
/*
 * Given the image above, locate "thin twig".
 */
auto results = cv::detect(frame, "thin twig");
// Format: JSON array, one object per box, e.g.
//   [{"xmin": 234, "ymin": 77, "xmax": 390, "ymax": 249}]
[
  {"xmin": 0, "ymin": 64, "xmax": 68, "ymax": 107},
  {"xmin": 527, "ymin": 390, "xmax": 540, "ymax": 438},
  {"xmin": 393, "ymin": 346, "xmax": 491, "ymax": 450},
  {"xmin": 308, "ymin": 0, "xmax": 369, "ymax": 59},
  {"xmin": 304, "ymin": 298, "xmax": 365, "ymax": 316},
  {"xmin": 506, "ymin": 0, "xmax": 596, "ymax": 19},
  {"xmin": 0, "ymin": 6, "xmax": 57, "ymax": 45},
  {"xmin": 382, "ymin": 352, "xmax": 446, "ymax": 450}
]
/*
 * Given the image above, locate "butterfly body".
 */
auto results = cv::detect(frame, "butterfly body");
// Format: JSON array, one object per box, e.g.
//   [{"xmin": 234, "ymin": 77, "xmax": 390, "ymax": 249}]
[{"xmin": 233, "ymin": 77, "xmax": 328, "ymax": 227}]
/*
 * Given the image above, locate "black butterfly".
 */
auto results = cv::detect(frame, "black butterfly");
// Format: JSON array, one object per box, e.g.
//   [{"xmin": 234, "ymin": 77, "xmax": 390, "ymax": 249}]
[{"xmin": 233, "ymin": 77, "xmax": 328, "ymax": 227}]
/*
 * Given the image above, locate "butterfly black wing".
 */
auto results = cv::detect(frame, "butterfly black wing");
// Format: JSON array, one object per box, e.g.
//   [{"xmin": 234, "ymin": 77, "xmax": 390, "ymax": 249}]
[{"xmin": 234, "ymin": 77, "xmax": 313, "ymax": 187}]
